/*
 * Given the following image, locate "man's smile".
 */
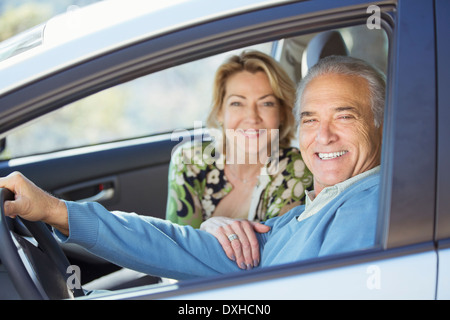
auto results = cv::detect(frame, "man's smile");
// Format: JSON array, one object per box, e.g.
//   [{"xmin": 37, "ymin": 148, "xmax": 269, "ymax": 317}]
[{"xmin": 317, "ymin": 150, "xmax": 348, "ymax": 160}]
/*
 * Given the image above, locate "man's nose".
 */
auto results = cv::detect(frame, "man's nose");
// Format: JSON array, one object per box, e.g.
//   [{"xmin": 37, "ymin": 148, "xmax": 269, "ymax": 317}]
[{"xmin": 315, "ymin": 121, "xmax": 338, "ymax": 144}]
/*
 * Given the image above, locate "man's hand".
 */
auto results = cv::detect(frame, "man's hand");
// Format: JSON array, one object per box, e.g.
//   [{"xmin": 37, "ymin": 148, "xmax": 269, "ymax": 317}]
[
  {"xmin": 200, "ymin": 216, "xmax": 270, "ymax": 270},
  {"xmin": 0, "ymin": 172, "xmax": 69, "ymax": 235}
]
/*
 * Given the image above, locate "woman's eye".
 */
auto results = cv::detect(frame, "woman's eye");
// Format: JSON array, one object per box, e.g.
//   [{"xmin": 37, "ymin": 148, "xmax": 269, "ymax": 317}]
[
  {"xmin": 230, "ymin": 101, "xmax": 242, "ymax": 107},
  {"xmin": 262, "ymin": 101, "xmax": 276, "ymax": 107}
]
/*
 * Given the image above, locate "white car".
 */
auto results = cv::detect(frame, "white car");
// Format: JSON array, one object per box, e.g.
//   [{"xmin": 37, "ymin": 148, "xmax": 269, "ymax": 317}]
[{"xmin": 0, "ymin": 0, "xmax": 448, "ymax": 301}]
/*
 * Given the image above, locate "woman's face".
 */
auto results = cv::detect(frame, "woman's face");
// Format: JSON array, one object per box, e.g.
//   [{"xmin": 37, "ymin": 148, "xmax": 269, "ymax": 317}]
[{"xmin": 219, "ymin": 71, "xmax": 281, "ymax": 163}]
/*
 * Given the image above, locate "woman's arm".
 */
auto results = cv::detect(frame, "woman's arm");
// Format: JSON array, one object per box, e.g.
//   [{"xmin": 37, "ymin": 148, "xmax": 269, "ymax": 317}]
[
  {"xmin": 165, "ymin": 145, "xmax": 204, "ymax": 228},
  {"xmin": 200, "ymin": 217, "xmax": 270, "ymax": 270}
]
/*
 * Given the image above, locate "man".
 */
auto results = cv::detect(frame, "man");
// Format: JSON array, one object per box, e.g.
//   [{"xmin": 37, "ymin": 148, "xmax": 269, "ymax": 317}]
[{"xmin": 0, "ymin": 56, "xmax": 385, "ymax": 280}]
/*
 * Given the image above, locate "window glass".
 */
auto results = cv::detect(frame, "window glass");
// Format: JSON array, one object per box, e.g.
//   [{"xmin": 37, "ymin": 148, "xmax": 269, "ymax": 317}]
[{"xmin": 0, "ymin": 42, "xmax": 272, "ymax": 160}]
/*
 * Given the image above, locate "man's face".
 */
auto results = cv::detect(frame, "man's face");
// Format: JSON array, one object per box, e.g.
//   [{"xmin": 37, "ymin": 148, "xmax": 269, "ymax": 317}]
[{"xmin": 298, "ymin": 73, "xmax": 383, "ymax": 195}]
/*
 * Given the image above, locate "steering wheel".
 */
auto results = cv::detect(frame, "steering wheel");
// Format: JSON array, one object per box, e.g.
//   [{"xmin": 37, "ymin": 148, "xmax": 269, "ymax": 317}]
[{"xmin": 0, "ymin": 188, "xmax": 85, "ymax": 299}]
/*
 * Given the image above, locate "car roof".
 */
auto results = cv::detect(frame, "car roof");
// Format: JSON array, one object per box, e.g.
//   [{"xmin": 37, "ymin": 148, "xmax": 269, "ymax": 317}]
[{"xmin": 0, "ymin": 0, "xmax": 287, "ymax": 96}]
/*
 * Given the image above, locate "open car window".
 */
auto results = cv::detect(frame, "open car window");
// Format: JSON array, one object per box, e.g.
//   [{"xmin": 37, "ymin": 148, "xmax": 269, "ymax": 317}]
[{"xmin": 71, "ymin": 22, "xmax": 388, "ymax": 293}]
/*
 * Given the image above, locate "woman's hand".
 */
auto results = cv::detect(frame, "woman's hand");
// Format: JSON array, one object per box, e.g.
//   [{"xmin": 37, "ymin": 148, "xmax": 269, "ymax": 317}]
[
  {"xmin": 0, "ymin": 171, "xmax": 69, "ymax": 235},
  {"xmin": 200, "ymin": 216, "xmax": 270, "ymax": 270}
]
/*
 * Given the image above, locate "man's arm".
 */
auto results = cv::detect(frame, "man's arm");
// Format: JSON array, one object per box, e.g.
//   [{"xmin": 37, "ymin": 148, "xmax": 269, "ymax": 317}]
[
  {"xmin": 58, "ymin": 201, "xmax": 247, "ymax": 280},
  {"xmin": 0, "ymin": 172, "xmax": 248, "ymax": 280},
  {"xmin": 0, "ymin": 172, "xmax": 69, "ymax": 235}
]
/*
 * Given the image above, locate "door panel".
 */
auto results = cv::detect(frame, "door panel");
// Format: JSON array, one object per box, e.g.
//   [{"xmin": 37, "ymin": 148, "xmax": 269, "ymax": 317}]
[
  {"xmin": 0, "ymin": 135, "xmax": 176, "ymax": 283},
  {"xmin": 0, "ymin": 135, "xmax": 177, "ymax": 219}
]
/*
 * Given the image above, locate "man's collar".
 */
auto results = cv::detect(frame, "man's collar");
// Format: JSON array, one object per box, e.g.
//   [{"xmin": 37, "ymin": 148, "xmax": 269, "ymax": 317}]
[
  {"xmin": 306, "ymin": 166, "xmax": 381, "ymax": 202},
  {"xmin": 299, "ymin": 165, "xmax": 380, "ymax": 222}
]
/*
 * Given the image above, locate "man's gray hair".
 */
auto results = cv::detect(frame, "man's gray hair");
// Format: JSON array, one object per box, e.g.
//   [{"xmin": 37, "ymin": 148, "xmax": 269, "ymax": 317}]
[{"xmin": 295, "ymin": 55, "xmax": 386, "ymax": 128}]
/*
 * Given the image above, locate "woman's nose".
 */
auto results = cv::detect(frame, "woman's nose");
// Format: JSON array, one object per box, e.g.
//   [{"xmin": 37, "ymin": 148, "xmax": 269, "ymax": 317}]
[{"xmin": 245, "ymin": 103, "xmax": 261, "ymax": 122}]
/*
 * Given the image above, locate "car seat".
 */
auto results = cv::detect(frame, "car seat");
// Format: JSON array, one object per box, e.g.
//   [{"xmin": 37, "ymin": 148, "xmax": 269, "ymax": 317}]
[{"xmin": 301, "ymin": 30, "xmax": 349, "ymax": 78}]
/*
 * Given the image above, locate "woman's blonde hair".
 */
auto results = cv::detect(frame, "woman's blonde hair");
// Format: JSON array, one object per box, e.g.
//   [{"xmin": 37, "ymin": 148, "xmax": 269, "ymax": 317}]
[{"xmin": 206, "ymin": 50, "xmax": 297, "ymax": 147}]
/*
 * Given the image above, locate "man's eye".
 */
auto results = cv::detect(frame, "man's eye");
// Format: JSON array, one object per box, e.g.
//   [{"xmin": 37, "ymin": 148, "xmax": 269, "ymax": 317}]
[{"xmin": 338, "ymin": 115, "xmax": 355, "ymax": 120}]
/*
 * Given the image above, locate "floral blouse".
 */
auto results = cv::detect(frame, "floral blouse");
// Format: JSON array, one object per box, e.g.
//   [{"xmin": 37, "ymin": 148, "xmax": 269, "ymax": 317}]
[{"xmin": 165, "ymin": 141, "xmax": 313, "ymax": 228}]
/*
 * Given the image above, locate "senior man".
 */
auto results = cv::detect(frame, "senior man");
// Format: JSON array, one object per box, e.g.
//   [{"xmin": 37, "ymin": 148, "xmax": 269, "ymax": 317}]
[{"xmin": 0, "ymin": 55, "xmax": 385, "ymax": 280}]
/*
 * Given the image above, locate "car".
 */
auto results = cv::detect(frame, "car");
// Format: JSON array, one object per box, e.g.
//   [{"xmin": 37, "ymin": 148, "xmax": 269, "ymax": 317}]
[{"xmin": 0, "ymin": 0, "xmax": 448, "ymax": 301}]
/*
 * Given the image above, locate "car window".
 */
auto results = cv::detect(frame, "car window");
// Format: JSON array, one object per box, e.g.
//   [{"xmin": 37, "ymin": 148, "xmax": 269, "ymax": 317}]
[
  {"xmin": 0, "ymin": 42, "xmax": 272, "ymax": 160},
  {"xmin": 155, "ymin": 22, "xmax": 390, "ymax": 294}
]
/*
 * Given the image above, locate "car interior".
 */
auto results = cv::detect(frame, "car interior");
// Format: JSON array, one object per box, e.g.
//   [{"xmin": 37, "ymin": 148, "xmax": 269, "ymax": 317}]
[{"xmin": 0, "ymin": 21, "xmax": 388, "ymax": 298}]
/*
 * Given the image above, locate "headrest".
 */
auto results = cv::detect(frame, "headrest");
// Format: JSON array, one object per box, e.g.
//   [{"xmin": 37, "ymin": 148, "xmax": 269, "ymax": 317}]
[{"xmin": 301, "ymin": 31, "xmax": 349, "ymax": 78}]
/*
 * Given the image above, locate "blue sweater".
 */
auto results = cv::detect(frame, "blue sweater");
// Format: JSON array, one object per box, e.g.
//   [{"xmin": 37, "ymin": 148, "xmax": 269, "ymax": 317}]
[{"xmin": 58, "ymin": 173, "xmax": 380, "ymax": 280}]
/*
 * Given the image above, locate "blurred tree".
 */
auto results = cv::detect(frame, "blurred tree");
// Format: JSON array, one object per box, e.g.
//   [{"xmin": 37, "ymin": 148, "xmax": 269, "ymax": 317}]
[{"xmin": 0, "ymin": 3, "xmax": 52, "ymax": 41}]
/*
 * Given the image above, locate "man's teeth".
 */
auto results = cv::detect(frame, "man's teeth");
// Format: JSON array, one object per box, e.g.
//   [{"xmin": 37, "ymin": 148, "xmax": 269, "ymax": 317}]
[{"xmin": 318, "ymin": 151, "xmax": 348, "ymax": 160}]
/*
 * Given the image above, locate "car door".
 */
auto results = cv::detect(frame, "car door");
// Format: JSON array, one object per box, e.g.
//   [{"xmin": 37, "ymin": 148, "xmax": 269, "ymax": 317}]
[{"xmin": 0, "ymin": 0, "xmax": 442, "ymax": 299}]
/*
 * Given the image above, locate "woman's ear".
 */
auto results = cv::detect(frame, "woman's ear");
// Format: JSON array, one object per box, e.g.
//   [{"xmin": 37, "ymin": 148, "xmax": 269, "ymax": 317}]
[{"xmin": 217, "ymin": 107, "xmax": 224, "ymax": 126}]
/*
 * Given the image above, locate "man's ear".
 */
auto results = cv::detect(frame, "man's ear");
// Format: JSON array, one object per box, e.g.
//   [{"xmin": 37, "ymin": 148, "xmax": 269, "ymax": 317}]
[{"xmin": 377, "ymin": 124, "xmax": 383, "ymax": 139}]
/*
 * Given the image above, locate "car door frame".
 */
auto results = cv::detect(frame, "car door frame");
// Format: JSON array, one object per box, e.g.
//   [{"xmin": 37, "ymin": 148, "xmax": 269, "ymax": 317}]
[{"xmin": 435, "ymin": 0, "xmax": 450, "ymax": 299}]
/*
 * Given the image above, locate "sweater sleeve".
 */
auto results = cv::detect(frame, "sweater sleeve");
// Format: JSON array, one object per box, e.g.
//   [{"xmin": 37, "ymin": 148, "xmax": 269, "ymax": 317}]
[
  {"xmin": 317, "ymin": 184, "xmax": 379, "ymax": 257},
  {"xmin": 56, "ymin": 201, "xmax": 246, "ymax": 280}
]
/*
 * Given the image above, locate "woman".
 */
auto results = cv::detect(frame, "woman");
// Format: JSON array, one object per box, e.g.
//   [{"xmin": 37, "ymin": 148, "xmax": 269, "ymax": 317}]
[{"xmin": 166, "ymin": 51, "xmax": 313, "ymax": 269}]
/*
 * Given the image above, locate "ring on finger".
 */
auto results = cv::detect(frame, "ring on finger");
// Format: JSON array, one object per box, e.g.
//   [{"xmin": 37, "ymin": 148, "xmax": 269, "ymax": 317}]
[{"xmin": 227, "ymin": 233, "xmax": 239, "ymax": 242}]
